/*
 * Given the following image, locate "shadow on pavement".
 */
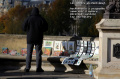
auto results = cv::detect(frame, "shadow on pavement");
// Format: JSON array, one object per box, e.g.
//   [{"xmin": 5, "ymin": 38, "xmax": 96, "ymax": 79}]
[
  {"xmin": 0, "ymin": 71, "xmax": 93, "ymax": 79},
  {"xmin": 68, "ymin": 61, "xmax": 88, "ymax": 74},
  {"xmin": 47, "ymin": 57, "xmax": 67, "ymax": 72},
  {"xmin": 0, "ymin": 58, "xmax": 25, "ymax": 73}
]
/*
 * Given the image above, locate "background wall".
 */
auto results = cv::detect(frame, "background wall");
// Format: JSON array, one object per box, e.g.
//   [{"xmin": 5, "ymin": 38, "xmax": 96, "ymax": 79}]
[{"xmin": 0, "ymin": 34, "xmax": 99, "ymax": 54}]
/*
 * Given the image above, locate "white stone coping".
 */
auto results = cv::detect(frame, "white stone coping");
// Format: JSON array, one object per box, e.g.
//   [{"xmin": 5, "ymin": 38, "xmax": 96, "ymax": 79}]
[{"xmin": 96, "ymin": 19, "xmax": 120, "ymax": 29}]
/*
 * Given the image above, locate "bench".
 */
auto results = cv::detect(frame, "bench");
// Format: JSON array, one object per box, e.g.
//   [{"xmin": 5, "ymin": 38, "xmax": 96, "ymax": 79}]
[{"xmin": 61, "ymin": 40, "xmax": 95, "ymax": 66}]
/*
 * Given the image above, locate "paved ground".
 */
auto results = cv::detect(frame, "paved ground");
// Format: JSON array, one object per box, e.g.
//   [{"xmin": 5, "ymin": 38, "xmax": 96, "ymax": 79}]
[
  {"xmin": 0, "ymin": 54, "xmax": 97, "ymax": 79},
  {"xmin": 0, "ymin": 70, "xmax": 94, "ymax": 79}
]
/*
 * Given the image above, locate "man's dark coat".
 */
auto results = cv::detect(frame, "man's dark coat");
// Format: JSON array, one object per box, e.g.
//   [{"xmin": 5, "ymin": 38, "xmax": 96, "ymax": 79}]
[{"xmin": 23, "ymin": 7, "xmax": 48, "ymax": 44}]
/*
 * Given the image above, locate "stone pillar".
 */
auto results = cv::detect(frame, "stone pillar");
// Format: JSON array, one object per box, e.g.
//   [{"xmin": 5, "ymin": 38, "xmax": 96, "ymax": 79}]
[{"xmin": 94, "ymin": 19, "xmax": 120, "ymax": 79}]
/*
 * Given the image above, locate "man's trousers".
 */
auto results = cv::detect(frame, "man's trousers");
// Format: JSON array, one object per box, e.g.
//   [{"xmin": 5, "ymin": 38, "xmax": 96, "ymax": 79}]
[{"xmin": 26, "ymin": 44, "xmax": 42, "ymax": 69}]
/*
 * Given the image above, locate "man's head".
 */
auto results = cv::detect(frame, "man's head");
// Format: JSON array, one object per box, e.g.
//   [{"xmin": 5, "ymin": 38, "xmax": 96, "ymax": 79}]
[{"xmin": 31, "ymin": 7, "xmax": 39, "ymax": 16}]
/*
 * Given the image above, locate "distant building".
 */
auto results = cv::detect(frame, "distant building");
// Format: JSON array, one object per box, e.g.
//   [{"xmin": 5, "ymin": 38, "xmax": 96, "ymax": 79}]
[{"xmin": 0, "ymin": 0, "xmax": 55, "ymax": 16}]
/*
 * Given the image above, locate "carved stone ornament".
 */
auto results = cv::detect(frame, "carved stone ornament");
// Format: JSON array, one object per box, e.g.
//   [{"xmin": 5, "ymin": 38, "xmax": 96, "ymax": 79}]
[
  {"xmin": 113, "ymin": 43, "xmax": 120, "ymax": 59},
  {"xmin": 104, "ymin": 0, "xmax": 120, "ymax": 19}
]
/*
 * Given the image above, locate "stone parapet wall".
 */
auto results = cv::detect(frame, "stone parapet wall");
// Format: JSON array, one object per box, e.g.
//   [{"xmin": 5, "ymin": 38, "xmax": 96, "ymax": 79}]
[{"xmin": 0, "ymin": 34, "xmax": 99, "ymax": 54}]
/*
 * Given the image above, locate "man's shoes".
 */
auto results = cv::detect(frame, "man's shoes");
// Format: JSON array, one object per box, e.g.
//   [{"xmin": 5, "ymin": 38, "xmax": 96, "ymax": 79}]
[
  {"xmin": 36, "ymin": 68, "xmax": 44, "ymax": 72},
  {"xmin": 24, "ymin": 68, "xmax": 29, "ymax": 72}
]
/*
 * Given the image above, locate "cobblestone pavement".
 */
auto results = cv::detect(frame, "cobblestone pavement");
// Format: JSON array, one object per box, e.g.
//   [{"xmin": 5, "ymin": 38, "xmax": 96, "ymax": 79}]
[{"xmin": 0, "ymin": 70, "xmax": 94, "ymax": 79}]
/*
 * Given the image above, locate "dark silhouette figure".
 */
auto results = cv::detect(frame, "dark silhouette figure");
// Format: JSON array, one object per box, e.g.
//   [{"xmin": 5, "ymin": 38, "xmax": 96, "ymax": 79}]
[{"xmin": 22, "ymin": 7, "xmax": 48, "ymax": 72}]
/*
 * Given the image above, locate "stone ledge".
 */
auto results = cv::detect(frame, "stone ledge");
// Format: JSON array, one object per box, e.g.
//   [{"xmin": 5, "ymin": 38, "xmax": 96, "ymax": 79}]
[{"xmin": 0, "ymin": 54, "xmax": 98, "ymax": 65}]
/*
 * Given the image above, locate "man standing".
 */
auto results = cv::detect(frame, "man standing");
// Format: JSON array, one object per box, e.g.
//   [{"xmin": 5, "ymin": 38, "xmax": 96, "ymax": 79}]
[{"xmin": 22, "ymin": 7, "xmax": 48, "ymax": 72}]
